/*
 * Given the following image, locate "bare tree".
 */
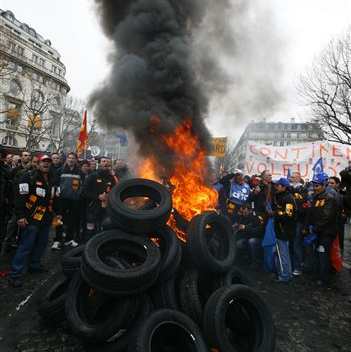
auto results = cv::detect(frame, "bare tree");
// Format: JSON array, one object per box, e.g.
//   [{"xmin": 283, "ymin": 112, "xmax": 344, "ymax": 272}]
[
  {"xmin": 300, "ymin": 29, "xmax": 351, "ymax": 145},
  {"xmin": 20, "ymin": 87, "xmax": 55, "ymax": 150}
]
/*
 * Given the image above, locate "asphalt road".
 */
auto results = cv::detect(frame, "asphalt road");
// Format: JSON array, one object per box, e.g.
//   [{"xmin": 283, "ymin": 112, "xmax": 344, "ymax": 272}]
[{"xmin": 0, "ymin": 238, "xmax": 350, "ymax": 352}]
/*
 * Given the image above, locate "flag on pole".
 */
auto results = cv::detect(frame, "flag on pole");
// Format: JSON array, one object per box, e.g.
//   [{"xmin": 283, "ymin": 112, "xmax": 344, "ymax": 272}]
[
  {"xmin": 77, "ymin": 110, "xmax": 88, "ymax": 156},
  {"xmin": 312, "ymin": 157, "xmax": 324, "ymax": 177}
]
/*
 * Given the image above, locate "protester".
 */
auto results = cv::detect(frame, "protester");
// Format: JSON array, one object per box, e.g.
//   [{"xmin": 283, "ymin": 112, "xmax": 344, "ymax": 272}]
[
  {"xmin": 328, "ymin": 176, "xmax": 346, "ymax": 253},
  {"xmin": 8, "ymin": 155, "xmax": 61, "ymax": 287},
  {"xmin": 1, "ymin": 151, "xmax": 33, "ymax": 256},
  {"xmin": 12, "ymin": 155, "xmax": 20, "ymax": 168},
  {"xmin": 226, "ymin": 169, "xmax": 251, "ymax": 223},
  {"xmin": 82, "ymin": 157, "xmax": 116, "ymax": 240},
  {"xmin": 273, "ymin": 178, "xmax": 296, "ymax": 283},
  {"xmin": 290, "ymin": 171, "xmax": 307, "ymax": 276},
  {"xmin": 52, "ymin": 152, "xmax": 83, "ymax": 250},
  {"xmin": 4, "ymin": 154, "xmax": 13, "ymax": 170},
  {"xmin": 308, "ymin": 173, "xmax": 338, "ymax": 286},
  {"xmin": 235, "ymin": 203, "xmax": 264, "ymax": 268},
  {"xmin": 0, "ymin": 149, "xmax": 10, "ymax": 246}
]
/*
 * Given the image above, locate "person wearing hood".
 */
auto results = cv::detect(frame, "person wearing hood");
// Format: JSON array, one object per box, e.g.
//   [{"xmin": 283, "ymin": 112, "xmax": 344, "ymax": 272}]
[
  {"xmin": 52, "ymin": 152, "xmax": 83, "ymax": 250},
  {"xmin": 82, "ymin": 157, "xmax": 116, "ymax": 239}
]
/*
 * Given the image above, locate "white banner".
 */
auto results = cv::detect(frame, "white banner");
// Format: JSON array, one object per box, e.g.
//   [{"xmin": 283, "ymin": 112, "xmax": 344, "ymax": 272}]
[{"xmin": 243, "ymin": 141, "xmax": 351, "ymax": 179}]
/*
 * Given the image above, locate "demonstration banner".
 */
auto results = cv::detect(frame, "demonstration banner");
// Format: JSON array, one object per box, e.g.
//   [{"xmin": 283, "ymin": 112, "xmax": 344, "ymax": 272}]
[{"xmin": 244, "ymin": 141, "xmax": 351, "ymax": 179}]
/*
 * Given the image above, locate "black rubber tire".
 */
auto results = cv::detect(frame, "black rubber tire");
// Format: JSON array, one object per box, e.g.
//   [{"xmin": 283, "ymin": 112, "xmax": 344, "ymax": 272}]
[
  {"xmin": 214, "ymin": 266, "xmax": 252, "ymax": 290},
  {"xmin": 61, "ymin": 245, "xmax": 85, "ymax": 278},
  {"xmin": 108, "ymin": 178, "xmax": 172, "ymax": 235},
  {"xmin": 81, "ymin": 230, "xmax": 161, "ymax": 296},
  {"xmin": 129, "ymin": 309, "xmax": 208, "ymax": 352},
  {"xmin": 83, "ymin": 296, "xmax": 153, "ymax": 352},
  {"xmin": 101, "ymin": 216, "xmax": 119, "ymax": 231},
  {"xmin": 37, "ymin": 272, "xmax": 70, "ymax": 324},
  {"xmin": 187, "ymin": 211, "xmax": 235, "ymax": 273},
  {"xmin": 178, "ymin": 269, "xmax": 215, "ymax": 325},
  {"xmin": 151, "ymin": 277, "xmax": 179, "ymax": 310},
  {"xmin": 65, "ymin": 273, "xmax": 139, "ymax": 342},
  {"xmin": 203, "ymin": 285, "xmax": 276, "ymax": 352},
  {"xmin": 152, "ymin": 225, "xmax": 182, "ymax": 283}
]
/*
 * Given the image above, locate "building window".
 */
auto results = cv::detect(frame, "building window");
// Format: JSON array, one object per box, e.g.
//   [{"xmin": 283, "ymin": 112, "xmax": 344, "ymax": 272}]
[
  {"xmin": 39, "ymin": 58, "xmax": 45, "ymax": 67},
  {"xmin": 8, "ymin": 79, "xmax": 22, "ymax": 97},
  {"xmin": 1, "ymin": 134, "xmax": 18, "ymax": 146},
  {"xmin": 291, "ymin": 124, "xmax": 297, "ymax": 130},
  {"xmin": 8, "ymin": 41, "xmax": 16, "ymax": 52},
  {"xmin": 287, "ymin": 133, "xmax": 291, "ymax": 139},
  {"xmin": 280, "ymin": 141, "xmax": 284, "ymax": 146},
  {"xmin": 5, "ymin": 99, "xmax": 22, "ymax": 129},
  {"xmin": 16, "ymin": 46, "xmax": 24, "ymax": 56},
  {"xmin": 32, "ymin": 54, "xmax": 38, "ymax": 63},
  {"xmin": 51, "ymin": 64, "xmax": 56, "ymax": 72},
  {"xmin": 51, "ymin": 115, "xmax": 61, "ymax": 137}
]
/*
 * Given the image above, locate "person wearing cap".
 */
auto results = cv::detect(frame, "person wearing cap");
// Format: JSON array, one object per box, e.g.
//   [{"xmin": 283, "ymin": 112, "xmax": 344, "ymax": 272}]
[
  {"xmin": 8, "ymin": 155, "xmax": 60, "ymax": 287},
  {"xmin": 308, "ymin": 172, "xmax": 337, "ymax": 286},
  {"xmin": 273, "ymin": 177, "xmax": 296, "ymax": 283}
]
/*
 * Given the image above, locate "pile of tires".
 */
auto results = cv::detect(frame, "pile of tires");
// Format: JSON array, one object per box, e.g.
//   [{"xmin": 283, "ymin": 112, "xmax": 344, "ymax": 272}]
[{"xmin": 36, "ymin": 178, "xmax": 275, "ymax": 352}]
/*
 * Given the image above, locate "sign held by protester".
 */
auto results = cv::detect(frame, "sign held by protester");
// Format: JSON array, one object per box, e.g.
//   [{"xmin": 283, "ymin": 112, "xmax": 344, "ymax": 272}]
[
  {"xmin": 209, "ymin": 137, "xmax": 227, "ymax": 157},
  {"xmin": 244, "ymin": 141, "xmax": 351, "ymax": 179}
]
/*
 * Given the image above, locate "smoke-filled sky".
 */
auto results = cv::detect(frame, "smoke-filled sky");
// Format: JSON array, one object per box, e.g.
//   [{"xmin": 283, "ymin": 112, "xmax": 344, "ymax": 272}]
[{"xmin": 2, "ymin": 0, "xmax": 351, "ymax": 141}]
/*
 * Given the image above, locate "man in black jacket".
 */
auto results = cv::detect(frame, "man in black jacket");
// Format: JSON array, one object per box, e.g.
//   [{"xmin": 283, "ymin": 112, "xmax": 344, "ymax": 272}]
[
  {"xmin": 309, "ymin": 173, "xmax": 337, "ymax": 286},
  {"xmin": 273, "ymin": 178, "xmax": 296, "ymax": 283},
  {"xmin": 52, "ymin": 152, "xmax": 83, "ymax": 250},
  {"xmin": 0, "ymin": 149, "xmax": 10, "ymax": 246},
  {"xmin": 82, "ymin": 157, "xmax": 116, "ymax": 240},
  {"xmin": 235, "ymin": 203, "xmax": 264, "ymax": 267},
  {"xmin": 8, "ymin": 155, "xmax": 60, "ymax": 287}
]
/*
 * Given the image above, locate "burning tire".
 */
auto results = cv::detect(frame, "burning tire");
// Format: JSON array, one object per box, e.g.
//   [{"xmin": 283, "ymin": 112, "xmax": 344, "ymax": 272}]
[
  {"xmin": 187, "ymin": 211, "xmax": 235, "ymax": 273},
  {"xmin": 178, "ymin": 268, "xmax": 214, "ymax": 325},
  {"xmin": 203, "ymin": 285, "xmax": 275, "ymax": 352},
  {"xmin": 108, "ymin": 178, "xmax": 172, "ymax": 235},
  {"xmin": 152, "ymin": 225, "xmax": 182, "ymax": 283},
  {"xmin": 65, "ymin": 273, "xmax": 139, "ymax": 342},
  {"xmin": 214, "ymin": 266, "xmax": 252, "ymax": 289},
  {"xmin": 129, "ymin": 309, "xmax": 208, "ymax": 352},
  {"xmin": 81, "ymin": 230, "xmax": 161, "ymax": 296},
  {"xmin": 37, "ymin": 272, "xmax": 70, "ymax": 324},
  {"xmin": 61, "ymin": 245, "xmax": 85, "ymax": 278}
]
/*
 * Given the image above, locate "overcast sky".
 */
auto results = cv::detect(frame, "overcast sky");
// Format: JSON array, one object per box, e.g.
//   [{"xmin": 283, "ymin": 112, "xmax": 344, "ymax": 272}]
[{"xmin": 2, "ymin": 0, "xmax": 351, "ymax": 139}]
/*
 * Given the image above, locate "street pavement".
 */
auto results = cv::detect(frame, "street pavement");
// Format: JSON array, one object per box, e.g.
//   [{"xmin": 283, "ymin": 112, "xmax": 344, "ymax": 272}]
[{"xmin": 0, "ymin": 237, "xmax": 350, "ymax": 352}]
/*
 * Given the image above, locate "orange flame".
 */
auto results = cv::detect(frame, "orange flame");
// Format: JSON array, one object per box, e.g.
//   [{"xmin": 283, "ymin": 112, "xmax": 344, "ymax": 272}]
[{"xmin": 138, "ymin": 120, "xmax": 218, "ymax": 239}]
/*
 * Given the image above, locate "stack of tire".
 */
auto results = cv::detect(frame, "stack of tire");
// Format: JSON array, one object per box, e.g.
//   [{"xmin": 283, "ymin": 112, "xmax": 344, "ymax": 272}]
[{"xmin": 36, "ymin": 178, "xmax": 275, "ymax": 352}]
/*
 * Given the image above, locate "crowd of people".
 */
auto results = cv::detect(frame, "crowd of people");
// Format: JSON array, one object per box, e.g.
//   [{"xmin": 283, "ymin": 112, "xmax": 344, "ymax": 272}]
[
  {"xmin": 0, "ymin": 149, "xmax": 130, "ymax": 287},
  {"xmin": 0, "ymin": 147, "xmax": 349, "ymax": 289},
  {"xmin": 214, "ymin": 168, "xmax": 348, "ymax": 286}
]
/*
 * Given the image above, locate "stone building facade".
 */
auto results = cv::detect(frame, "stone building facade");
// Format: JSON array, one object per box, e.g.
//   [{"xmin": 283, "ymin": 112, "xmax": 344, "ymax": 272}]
[{"xmin": 0, "ymin": 9, "xmax": 70, "ymax": 152}]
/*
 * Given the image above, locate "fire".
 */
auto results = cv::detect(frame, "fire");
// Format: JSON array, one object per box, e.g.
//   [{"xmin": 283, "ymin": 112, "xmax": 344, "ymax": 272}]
[{"xmin": 138, "ymin": 120, "xmax": 218, "ymax": 240}]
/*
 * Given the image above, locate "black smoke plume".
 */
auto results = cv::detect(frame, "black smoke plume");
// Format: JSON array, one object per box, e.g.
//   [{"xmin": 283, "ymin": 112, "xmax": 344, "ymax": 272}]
[{"xmin": 89, "ymin": 0, "xmax": 213, "ymax": 174}]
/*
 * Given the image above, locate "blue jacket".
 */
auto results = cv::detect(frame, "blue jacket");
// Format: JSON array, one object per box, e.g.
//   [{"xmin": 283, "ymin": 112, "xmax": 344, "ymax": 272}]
[{"xmin": 229, "ymin": 182, "xmax": 251, "ymax": 205}]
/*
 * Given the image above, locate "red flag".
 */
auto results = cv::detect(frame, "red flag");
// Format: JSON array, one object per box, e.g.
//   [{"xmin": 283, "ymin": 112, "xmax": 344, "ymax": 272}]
[{"xmin": 77, "ymin": 110, "xmax": 88, "ymax": 155}]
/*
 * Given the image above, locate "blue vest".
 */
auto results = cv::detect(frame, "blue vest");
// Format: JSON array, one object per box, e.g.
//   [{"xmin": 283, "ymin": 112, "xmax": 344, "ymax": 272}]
[{"xmin": 229, "ymin": 182, "xmax": 251, "ymax": 205}]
